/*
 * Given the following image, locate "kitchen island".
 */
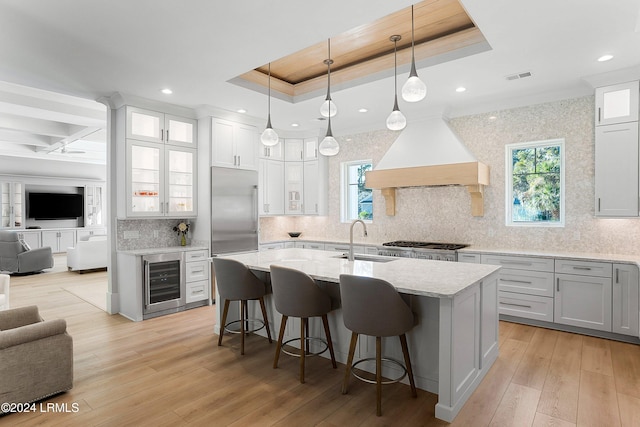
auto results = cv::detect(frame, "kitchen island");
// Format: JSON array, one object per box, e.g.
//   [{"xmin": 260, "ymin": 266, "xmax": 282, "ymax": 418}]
[{"xmin": 218, "ymin": 248, "xmax": 500, "ymax": 422}]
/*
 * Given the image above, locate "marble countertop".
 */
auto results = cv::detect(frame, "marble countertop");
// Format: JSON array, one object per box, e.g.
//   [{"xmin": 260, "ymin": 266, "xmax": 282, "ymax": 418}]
[
  {"xmin": 118, "ymin": 245, "xmax": 209, "ymax": 256},
  {"xmin": 220, "ymin": 248, "xmax": 500, "ymax": 298},
  {"xmin": 459, "ymin": 247, "xmax": 640, "ymax": 265}
]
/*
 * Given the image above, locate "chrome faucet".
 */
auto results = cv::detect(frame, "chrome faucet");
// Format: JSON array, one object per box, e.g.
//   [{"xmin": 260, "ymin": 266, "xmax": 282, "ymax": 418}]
[{"xmin": 349, "ymin": 219, "xmax": 368, "ymax": 261}]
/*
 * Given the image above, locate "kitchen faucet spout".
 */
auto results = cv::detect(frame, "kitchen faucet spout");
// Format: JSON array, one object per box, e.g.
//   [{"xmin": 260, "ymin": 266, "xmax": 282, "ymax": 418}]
[{"xmin": 349, "ymin": 219, "xmax": 368, "ymax": 261}]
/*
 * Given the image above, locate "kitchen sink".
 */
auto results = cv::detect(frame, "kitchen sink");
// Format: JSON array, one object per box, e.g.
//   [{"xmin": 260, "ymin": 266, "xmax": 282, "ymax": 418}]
[{"xmin": 332, "ymin": 254, "xmax": 397, "ymax": 263}]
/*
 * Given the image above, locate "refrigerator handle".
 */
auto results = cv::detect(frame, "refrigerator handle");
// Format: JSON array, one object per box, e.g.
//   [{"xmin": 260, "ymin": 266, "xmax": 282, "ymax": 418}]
[{"xmin": 252, "ymin": 185, "xmax": 259, "ymax": 224}]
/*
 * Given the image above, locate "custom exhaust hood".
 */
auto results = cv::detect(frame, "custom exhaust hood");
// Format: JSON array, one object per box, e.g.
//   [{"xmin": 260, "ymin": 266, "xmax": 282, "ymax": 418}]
[{"xmin": 365, "ymin": 117, "xmax": 489, "ymax": 217}]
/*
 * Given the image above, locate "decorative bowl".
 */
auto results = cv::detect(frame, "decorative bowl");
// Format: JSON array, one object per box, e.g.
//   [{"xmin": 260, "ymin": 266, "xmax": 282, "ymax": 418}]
[{"xmin": 288, "ymin": 232, "xmax": 302, "ymax": 238}]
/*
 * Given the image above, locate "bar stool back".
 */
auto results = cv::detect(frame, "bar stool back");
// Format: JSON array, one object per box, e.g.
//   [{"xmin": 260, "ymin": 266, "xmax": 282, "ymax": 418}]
[
  {"xmin": 270, "ymin": 265, "xmax": 337, "ymax": 383},
  {"xmin": 212, "ymin": 258, "xmax": 272, "ymax": 355},
  {"xmin": 339, "ymin": 274, "xmax": 417, "ymax": 416}
]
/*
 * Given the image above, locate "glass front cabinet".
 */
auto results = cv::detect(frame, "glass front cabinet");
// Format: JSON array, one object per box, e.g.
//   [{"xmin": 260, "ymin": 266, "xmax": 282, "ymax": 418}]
[
  {"xmin": 1, "ymin": 182, "xmax": 23, "ymax": 228},
  {"xmin": 126, "ymin": 140, "xmax": 196, "ymax": 218},
  {"xmin": 84, "ymin": 184, "xmax": 105, "ymax": 227},
  {"xmin": 126, "ymin": 106, "xmax": 196, "ymax": 147}
]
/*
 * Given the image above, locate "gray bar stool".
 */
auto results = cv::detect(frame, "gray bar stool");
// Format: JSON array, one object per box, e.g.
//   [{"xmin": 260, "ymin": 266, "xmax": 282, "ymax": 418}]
[
  {"xmin": 270, "ymin": 265, "xmax": 337, "ymax": 383},
  {"xmin": 212, "ymin": 258, "xmax": 272, "ymax": 355},
  {"xmin": 339, "ymin": 274, "xmax": 417, "ymax": 416}
]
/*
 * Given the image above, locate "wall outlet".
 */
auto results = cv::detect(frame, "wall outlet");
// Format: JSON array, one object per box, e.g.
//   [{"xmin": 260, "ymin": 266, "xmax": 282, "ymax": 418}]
[
  {"xmin": 123, "ymin": 230, "xmax": 140, "ymax": 239},
  {"xmin": 153, "ymin": 230, "xmax": 159, "ymax": 238}
]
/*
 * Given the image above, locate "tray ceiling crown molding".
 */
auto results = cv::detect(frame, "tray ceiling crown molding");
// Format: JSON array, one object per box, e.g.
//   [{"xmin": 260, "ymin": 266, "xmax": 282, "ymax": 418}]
[{"xmin": 229, "ymin": 0, "xmax": 490, "ymax": 102}]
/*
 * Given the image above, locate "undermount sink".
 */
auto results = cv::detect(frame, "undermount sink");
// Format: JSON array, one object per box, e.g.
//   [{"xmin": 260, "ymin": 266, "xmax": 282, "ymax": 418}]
[{"xmin": 332, "ymin": 253, "xmax": 397, "ymax": 263}]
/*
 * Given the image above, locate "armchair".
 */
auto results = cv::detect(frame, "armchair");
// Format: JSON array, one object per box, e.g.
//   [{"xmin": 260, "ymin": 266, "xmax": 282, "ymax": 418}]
[
  {"xmin": 0, "ymin": 230, "xmax": 53, "ymax": 274},
  {"xmin": 0, "ymin": 274, "xmax": 8, "ymax": 310},
  {"xmin": 0, "ymin": 305, "xmax": 73, "ymax": 408}
]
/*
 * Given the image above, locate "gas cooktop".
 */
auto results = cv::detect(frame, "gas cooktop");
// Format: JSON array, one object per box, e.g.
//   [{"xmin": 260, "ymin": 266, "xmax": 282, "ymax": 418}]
[{"xmin": 382, "ymin": 241, "xmax": 468, "ymax": 251}]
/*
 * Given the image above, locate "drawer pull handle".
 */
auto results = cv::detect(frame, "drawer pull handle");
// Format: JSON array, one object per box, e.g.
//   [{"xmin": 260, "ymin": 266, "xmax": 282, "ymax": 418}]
[
  {"xmin": 501, "ymin": 279, "xmax": 533, "ymax": 285},
  {"xmin": 192, "ymin": 289, "xmax": 204, "ymax": 294},
  {"xmin": 501, "ymin": 302, "xmax": 533, "ymax": 309},
  {"xmin": 500, "ymin": 260, "xmax": 533, "ymax": 266},
  {"xmin": 557, "ymin": 277, "xmax": 560, "ymax": 292},
  {"xmin": 572, "ymin": 266, "xmax": 592, "ymax": 270}
]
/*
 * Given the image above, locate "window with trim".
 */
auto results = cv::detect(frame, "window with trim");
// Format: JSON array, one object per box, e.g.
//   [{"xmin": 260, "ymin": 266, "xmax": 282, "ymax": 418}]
[
  {"xmin": 506, "ymin": 139, "xmax": 565, "ymax": 227},
  {"xmin": 341, "ymin": 160, "xmax": 373, "ymax": 222}
]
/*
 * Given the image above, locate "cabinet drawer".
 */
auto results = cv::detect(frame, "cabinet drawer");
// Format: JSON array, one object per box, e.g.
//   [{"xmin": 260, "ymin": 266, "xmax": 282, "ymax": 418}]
[
  {"xmin": 555, "ymin": 259, "xmax": 612, "ymax": 277},
  {"xmin": 186, "ymin": 280, "xmax": 209, "ymax": 303},
  {"xmin": 498, "ymin": 269, "xmax": 555, "ymax": 297},
  {"xmin": 499, "ymin": 291, "xmax": 554, "ymax": 322},
  {"xmin": 185, "ymin": 250, "xmax": 209, "ymax": 262},
  {"xmin": 185, "ymin": 260, "xmax": 210, "ymax": 282},
  {"xmin": 324, "ymin": 243, "xmax": 364, "ymax": 254},
  {"xmin": 458, "ymin": 253, "xmax": 481, "ymax": 264},
  {"xmin": 481, "ymin": 254, "xmax": 554, "ymax": 272}
]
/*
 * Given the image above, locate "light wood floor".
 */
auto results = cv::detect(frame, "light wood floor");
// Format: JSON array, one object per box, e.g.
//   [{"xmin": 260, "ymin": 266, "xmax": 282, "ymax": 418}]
[{"xmin": 3, "ymin": 266, "xmax": 640, "ymax": 426}]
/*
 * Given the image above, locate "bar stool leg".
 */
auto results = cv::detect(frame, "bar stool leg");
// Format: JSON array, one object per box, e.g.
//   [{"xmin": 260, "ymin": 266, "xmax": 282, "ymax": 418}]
[
  {"xmin": 240, "ymin": 300, "xmax": 246, "ymax": 355},
  {"xmin": 376, "ymin": 336, "xmax": 382, "ymax": 416},
  {"xmin": 321, "ymin": 314, "xmax": 337, "ymax": 368},
  {"xmin": 300, "ymin": 317, "xmax": 306, "ymax": 383},
  {"xmin": 218, "ymin": 299, "xmax": 230, "ymax": 346},
  {"xmin": 399, "ymin": 334, "xmax": 417, "ymax": 397},
  {"xmin": 258, "ymin": 297, "xmax": 272, "ymax": 343},
  {"xmin": 273, "ymin": 315, "xmax": 288, "ymax": 368},
  {"xmin": 342, "ymin": 332, "xmax": 358, "ymax": 394}
]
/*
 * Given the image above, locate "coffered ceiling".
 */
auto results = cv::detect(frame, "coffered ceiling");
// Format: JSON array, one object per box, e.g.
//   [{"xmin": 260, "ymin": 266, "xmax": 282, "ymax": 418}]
[{"xmin": 1, "ymin": 0, "xmax": 639, "ymax": 166}]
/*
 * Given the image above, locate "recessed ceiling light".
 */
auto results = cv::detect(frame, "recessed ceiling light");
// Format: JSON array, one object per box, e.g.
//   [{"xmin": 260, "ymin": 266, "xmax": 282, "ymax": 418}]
[
  {"xmin": 161, "ymin": 88, "xmax": 173, "ymax": 95},
  {"xmin": 291, "ymin": 123, "xmax": 299, "ymax": 127},
  {"xmin": 358, "ymin": 108, "xmax": 368, "ymax": 113},
  {"xmin": 237, "ymin": 108, "xmax": 247, "ymax": 113},
  {"xmin": 455, "ymin": 87, "xmax": 466, "ymax": 93},
  {"xmin": 597, "ymin": 54, "xmax": 614, "ymax": 62}
]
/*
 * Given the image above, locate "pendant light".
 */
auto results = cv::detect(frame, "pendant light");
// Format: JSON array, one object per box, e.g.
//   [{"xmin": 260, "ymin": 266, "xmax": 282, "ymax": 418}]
[
  {"xmin": 318, "ymin": 51, "xmax": 339, "ymax": 156},
  {"xmin": 320, "ymin": 39, "xmax": 337, "ymax": 118},
  {"xmin": 401, "ymin": 5, "xmax": 427, "ymax": 102},
  {"xmin": 260, "ymin": 63, "xmax": 279, "ymax": 146},
  {"xmin": 387, "ymin": 35, "xmax": 407, "ymax": 131}
]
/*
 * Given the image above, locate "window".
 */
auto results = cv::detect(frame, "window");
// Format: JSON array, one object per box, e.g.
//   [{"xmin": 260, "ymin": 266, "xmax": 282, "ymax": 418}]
[
  {"xmin": 506, "ymin": 139, "xmax": 564, "ymax": 227},
  {"xmin": 341, "ymin": 160, "xmax": 373, "ymax": 222}
]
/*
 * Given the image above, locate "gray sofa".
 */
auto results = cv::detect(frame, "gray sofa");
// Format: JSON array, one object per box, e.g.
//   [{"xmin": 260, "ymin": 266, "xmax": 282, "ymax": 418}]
[
  {"xmin": 0, "ymin": 305, "xmax": 73, "ymax": 409},
  {"xmin": 0, "ymin": 230, "xmax": 53, "ymax": 274}
]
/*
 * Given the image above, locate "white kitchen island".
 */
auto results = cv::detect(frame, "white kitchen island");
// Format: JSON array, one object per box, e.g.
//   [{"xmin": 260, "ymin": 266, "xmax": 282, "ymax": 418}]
[{"xmin": 218, "ymin": 248, "xmax": 500, "ymax": 422}]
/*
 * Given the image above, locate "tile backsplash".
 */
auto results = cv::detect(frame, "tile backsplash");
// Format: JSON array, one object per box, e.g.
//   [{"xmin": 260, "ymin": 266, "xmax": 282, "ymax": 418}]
[
  {"xmin": 116, "ymin": 218, "xmax": 196, "ymax": 250},
  {"xmin": 261, "ymin": 95, "xmax": 640, "ymax": 256}
]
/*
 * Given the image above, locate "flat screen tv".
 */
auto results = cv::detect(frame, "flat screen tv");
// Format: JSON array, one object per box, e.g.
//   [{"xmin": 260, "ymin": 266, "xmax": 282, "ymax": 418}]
[{"xmin": 27, "ymin": 193, "xmax": 84, "ymax": 220}]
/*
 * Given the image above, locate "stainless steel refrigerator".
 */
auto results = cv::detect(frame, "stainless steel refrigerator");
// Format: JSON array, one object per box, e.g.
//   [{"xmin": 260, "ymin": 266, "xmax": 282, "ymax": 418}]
[{"xmin": 211, "ymin": 167, "xmax": 259, "ymax": 254}]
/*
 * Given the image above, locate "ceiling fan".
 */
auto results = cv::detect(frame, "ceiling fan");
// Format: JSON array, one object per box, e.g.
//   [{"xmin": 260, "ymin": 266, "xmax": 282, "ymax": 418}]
[{"xmin": 58, "ymin": 146, "xmax": 85, "ymax": 154}]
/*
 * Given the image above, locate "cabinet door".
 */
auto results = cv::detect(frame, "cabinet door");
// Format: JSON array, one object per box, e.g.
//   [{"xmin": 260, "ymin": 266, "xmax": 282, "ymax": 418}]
[
  {"xmin": 303, "ymin": 137, "xmax": 318, "ymax": 161},
  {"xmin": 259, "ymin": 159, "xmax": 284, "ymax": 215},
  {"xmin": 127, "ymin": 140, "xmax": 164, "ymax": 217},
  {"xmin": 555, "ymin": 273, "xmax": 612, "ymax": 332},
  {"xmin": 1, "ymin": 182, "xmax": 23, "ymax": 228},
  {"xmin": 166, "ymin": 147, "xmax": 196, "ymax": 217},
  {"xmin": 18, "ymin": 231, "xmax": 41, "ymax": 249},
  {"xmin": 59, "ymin": 230, "xmax": 76, "ymax": 252},
  {"xmin": 126, "ymin": 107, "xmax": 164, "ymax": 143},
  {"xmin": 284, "ymin": 139, "xmax": 304, "ymax": 161},
  {"xmin": 211, "ymin": 118, "xmax": 236, "ymax": 168},
  {"xmin": 303, "ymin": 160, "xmax": 319, "ymax": 214},
  {"xmin": 41, "ymin": 230, "xmax": 59, "ymax": 251},
  {"xmin": 85, "ymin": 185, "xmax": 105, "ymax": 227},
  {"xmin": 612, "ymin": 264, "xmax": 639, "ymax": 336},
  {"xmin": 595, "ymin": 122, "xmax": 639, "ymax": 217},
  {"xmin": 259, "ymin": 138, "xmax": 284, "ymax": 160},
  {"xmin": 165, "ymin": 115, "xmax": 196, "ymax": 147},
  {"xmin": 234, "ymin": 124, "xmax": 258, "ymax": 171},
  {"xmin": 285, "ymin": 162, "xmax": 303, "ymax": 214},
  {"xmin": 595, "ymin": 81, "xmax": 639, "ymax": 126}
]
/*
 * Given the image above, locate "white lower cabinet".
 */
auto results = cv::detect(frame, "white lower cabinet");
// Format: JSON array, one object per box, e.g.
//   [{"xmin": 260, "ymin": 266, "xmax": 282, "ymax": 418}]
[
  {"xmin": 612, "ymin": 263, "xmax": 639, "ymax": 336},
  {"xmin": 499, "ymin": 291, "xmax": 554, "ymax": 322},
  {"xmin": 555, "ymin": 272, "xmax": 612, "ymax": 332},
  {"xmin": 42, "ymin": 229, "xmax": 76, "ymax": 253},
  {"xmin": 259, "ymin": 242, "xmax": 284, "ymax": 251},
  {"xmin": 17, "ymin": 231, "xmax": 41, "ymax": 249},
  {"xmin": 185, "ymin": 250, "xmax": 210, "ymax": 304}
]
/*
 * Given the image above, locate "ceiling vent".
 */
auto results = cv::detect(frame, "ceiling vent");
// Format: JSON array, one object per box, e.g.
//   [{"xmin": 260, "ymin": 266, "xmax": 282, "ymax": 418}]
[{"xmin": 505, "ymin": 71, "xmax": 532, "ymax": 81}]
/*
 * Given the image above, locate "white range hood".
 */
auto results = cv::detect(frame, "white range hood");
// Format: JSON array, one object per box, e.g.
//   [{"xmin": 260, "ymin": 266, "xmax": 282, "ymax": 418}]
[{"xmin": 365, "ymin": 117, "xmax": 490, "ymax": 217}]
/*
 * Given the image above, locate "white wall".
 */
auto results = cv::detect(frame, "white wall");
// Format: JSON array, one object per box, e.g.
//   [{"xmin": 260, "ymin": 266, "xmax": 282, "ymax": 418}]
[{"xmin": 260, "ymin": 95, "xmax": 640, "ymax": 256}]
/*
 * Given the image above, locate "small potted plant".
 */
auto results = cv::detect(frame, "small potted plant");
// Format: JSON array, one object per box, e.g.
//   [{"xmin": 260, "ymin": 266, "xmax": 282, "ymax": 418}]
[{"xmin": 173, "ymin": 222, "xmax": 189, "ymax": 246}]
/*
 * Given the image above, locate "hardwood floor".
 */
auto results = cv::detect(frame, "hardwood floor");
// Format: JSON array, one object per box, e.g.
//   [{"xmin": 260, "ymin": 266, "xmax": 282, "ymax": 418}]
[{"xmin": 3, "ymin": 267, "xmax": 640, "ymax": 426}]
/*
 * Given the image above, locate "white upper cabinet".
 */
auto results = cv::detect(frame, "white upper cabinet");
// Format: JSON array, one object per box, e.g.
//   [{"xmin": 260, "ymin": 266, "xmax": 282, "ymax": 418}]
[
  {"xmin": 595, "ymin": 81, "xmax": 639, "ymax": 126},
  {"xmin": 126, "ymin": 106, "xmax": 196, "ymax": 147},
  {"xmin": 259, "ymin": 159, "xmax": 285, "ymax": 215},
  {"xmin": 1, "ymin": 181, "xmax": 23, "ymax": 228},
  {"xmin": 285, "ymin": 162, "xmax": 304, "ymax": 214},
  {"xmin": 211, "ymin": 118, "xmax": 258, "ymax": 171},
  {"xmin": 594, "ymin": 122, "xmax": 639, "ymax": 217},
  {"xmin": 303, "ymin": 137, "xmax": 319, "ymax": 161},
  {"xmin": 259, "ymin": 138, "xmax": 284, "ymax": 160},
  {"xmin": 284, "ymin": 138, "xmax": 304, "ymax": 161}
]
